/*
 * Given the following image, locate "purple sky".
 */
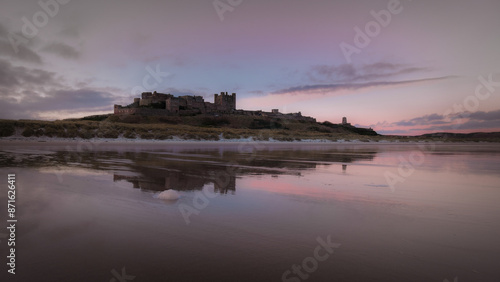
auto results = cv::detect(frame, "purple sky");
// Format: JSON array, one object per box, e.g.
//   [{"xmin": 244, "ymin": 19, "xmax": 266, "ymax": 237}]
[{"xmin": 1, "ymin": 0, "xmax": 499, "ymax": 135}]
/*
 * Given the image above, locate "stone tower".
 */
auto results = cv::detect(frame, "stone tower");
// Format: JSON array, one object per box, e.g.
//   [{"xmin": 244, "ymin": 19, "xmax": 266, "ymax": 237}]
[{"xmin": 214, "ymin": 92, "xmax": 236, "ymax": 112}]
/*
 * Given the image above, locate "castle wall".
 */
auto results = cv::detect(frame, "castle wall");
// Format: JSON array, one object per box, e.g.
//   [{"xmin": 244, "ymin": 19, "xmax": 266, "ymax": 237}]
[
  {"xmin": 166, "ymin": 97, "xmax": 180, "ymax": 113},
  {"xmin": 141, "ymin": 92, "xmax": 172, "ymax": 104},
  {"xmin": 205, "ymin": 102, "xmax": 216, "ymax": 112},
  {"xmin": 139, "ymin": 99, "xmax": 152, "ymax": 106},
  {"xmin": 178, "ymin": 98, "xmax": 187, "ymax": 108},
  {"xmin": 127, "ymin": 91, "xmax": 238, "ymax": 115},
  {"xmin": 116, "ymin": 91, "xmax": 311, "ymax": 122},
  {"xmin": 141, "ymin": 92, "xmax": 153, "ymax": 99},
  {"xmin": 181, "ymin": 96, "xmax": 206, "ymax": 113},
  {"xmin": 114, "ymin": 107, "xmax": 139, "ymax": 115}
]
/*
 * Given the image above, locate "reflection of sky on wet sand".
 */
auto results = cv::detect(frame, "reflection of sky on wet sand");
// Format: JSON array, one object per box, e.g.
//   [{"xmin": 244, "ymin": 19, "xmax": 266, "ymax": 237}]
[{"xmin": 0, "ymin": 143, "xmax": 500, "ymax": 281}]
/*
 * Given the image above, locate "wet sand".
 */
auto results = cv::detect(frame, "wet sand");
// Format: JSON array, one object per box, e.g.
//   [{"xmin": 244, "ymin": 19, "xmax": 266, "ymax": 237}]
[{"xmin": 0, "ymin": 141, "xmax": 499, "ymax": 281}]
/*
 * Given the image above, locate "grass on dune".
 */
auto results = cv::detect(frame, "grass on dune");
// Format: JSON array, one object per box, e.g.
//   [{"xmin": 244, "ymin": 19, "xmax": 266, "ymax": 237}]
[{"xmin": 3, "ymin": 114, "xmax": 491, "ymax": 142}]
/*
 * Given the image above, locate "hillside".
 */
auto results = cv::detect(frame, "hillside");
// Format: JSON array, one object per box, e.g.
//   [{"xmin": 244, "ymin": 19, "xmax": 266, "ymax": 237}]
[{"xmin": 0, "ymin": 114, "xmax": 378, "ymax": 141}]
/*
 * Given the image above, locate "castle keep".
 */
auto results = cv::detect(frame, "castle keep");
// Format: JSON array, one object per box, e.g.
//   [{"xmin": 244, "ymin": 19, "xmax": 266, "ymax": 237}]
[
  {"xmin": 114, "ymin": 91, "xmax": 236, "ymax": 116},
  {"xmin": 114, "ymin": 91, "xmax": 315, "ymax": 122}
]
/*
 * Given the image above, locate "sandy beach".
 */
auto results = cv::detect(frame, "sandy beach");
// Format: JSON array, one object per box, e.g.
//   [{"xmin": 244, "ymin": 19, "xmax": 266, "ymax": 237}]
[{"xmin": 1, "ymin": 141, "xmax": 500, "ymax": 281}]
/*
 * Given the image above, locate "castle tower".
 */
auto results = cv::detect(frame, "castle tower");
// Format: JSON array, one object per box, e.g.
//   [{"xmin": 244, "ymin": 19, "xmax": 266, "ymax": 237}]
[
  {"xmin": 214, "ymin": 92, "xmax": 236, "ymax": 112},
  {"xmin": 342, "ymin": 117, "xmax": 347, "ymax": 125}
]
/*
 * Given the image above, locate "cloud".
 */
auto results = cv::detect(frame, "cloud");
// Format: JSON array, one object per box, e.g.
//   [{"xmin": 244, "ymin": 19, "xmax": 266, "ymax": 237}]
[
  {"xmin": 416, "ymin": 119, "xmax": 500, "ymax": 132},
  {"xmin": 0, "ymin": 58, "xmax": 117, "ymax": 119},
  {"xmin": 37, "ymin": 89, "xmax": 115, "ymax": 111},
  {"xmin": 310, "ymin": 64, "xmax": 356, "ymax": 80},
  {"xmin": 0, "ymin": 59, "xmax": 58, "ymax": 88},
  {"xmin": 42, "ymin": 42, "xmax": 80, "ymax": 59},
  {"xmin": 307, "ymin": 62, "xmax": 431, "ymax": 83},
  {"xmin": 393, "ymin": 110, "xmax": 500, "ymax": 128},
  {"xmin": 383, "ymin": 109, "xmax": 500, "ymax": 134},
  {"xmin": 0, "ymin": 22, "xmax": 8, "ymax": 37},
  {"xmin": 247, "ymin": 90, "xmax": 265, "ymax": 95},
  {"xmin": 467, "ymin": 109, "xmax": 500, "ymax": 121},
  {"xmin": 0, "ymin": 88, "xmax": 117, "ymax": 120},
  {"xmin": 0, "ymin": 22, "xmax": 43, "ymax": 64},
  {"xmin": 271, "ymin": 76, "xmax": 454, "ymax": 96},
  {"xmin": 0, "ymin": 36, "xmax": 43, "ymax": 64},
  {"xmin": 58, "ymin": 24, "xmax": 81, "ymax": 38},
  {"xmin": 393, "ymin": 113, "xmax": 448, "ymax": 126},
  {"xmin": 362, "ymin": 62, "xmax": 402, "ymax": 73}
]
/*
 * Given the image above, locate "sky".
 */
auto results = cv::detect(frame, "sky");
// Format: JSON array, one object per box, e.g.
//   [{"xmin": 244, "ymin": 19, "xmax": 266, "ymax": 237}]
[{"xmin": 0, "ymin": 0, "xmax": 499, "ymax": 135}]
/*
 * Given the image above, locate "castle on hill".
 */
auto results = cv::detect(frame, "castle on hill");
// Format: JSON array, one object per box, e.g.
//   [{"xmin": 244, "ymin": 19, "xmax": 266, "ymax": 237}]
[
  {"xmin": 114, "ymin": 91, "xmax": 316, "ymax": 122},
  {"xmin": 114, "ymin": 91, "xmax": 236, "ymax": 116}
]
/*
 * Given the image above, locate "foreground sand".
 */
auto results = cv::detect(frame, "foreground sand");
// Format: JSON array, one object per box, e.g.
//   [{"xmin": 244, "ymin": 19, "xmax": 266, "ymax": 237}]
[{"xmin": 1, "ymin": 143, "xmax": 499, "ymax": 281}]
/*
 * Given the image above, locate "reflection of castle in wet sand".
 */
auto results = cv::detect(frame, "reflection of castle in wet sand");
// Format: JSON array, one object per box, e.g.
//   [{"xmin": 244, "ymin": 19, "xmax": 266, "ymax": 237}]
[
  {"xmin": 113, "ymin": 171, "xmax": 236, "ymax": 194},
  {"xmin": 103, "ymin": 148, "xmax": 377, "ymax": 194}
]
